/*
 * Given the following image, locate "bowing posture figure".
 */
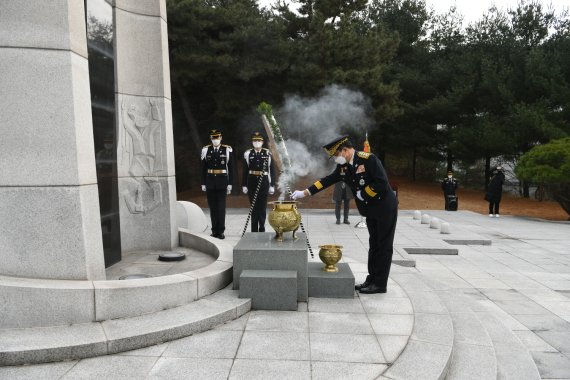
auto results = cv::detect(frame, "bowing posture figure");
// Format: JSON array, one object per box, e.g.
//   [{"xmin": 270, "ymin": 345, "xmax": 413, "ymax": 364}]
[{"xmin": 291, "ymin": 136, "xmax": 398, "ymax": 294}]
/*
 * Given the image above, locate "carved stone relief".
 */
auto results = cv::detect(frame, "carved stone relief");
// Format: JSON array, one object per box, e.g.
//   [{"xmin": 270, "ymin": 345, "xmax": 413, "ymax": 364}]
[{"xmin": 119, "ymin": 97, "xmax": 164, "ymax": 215}]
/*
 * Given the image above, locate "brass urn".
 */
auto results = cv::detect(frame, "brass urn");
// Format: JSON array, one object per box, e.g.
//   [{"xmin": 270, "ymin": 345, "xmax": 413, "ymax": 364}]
[
  {"xmin": 268, "ymin": 201, "xmax": 301, "ymax": 242},
  {"xmin": 318, "ymin": 244, "xmax": 343, "ymax": 272}
]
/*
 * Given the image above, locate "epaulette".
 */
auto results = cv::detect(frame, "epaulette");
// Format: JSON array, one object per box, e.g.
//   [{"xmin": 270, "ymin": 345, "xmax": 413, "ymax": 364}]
[
  {"xmin": 203, "ymin": 144, "xmax": 211, "ymax": 149},
  {"xmin": 357, "ymin": 151, "xmax": 370, "ymax": 159}
]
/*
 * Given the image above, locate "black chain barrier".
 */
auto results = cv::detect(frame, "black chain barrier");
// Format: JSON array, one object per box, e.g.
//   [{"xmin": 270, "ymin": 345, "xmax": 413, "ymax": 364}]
[
  {"xmin": 283, "ymin": 185, "xmax": 314, "ymax": 259},
  {"xmin": 241, "ymin": 156, "xmax": 269, "ymax": 237},
  {"xmin": 240, "ymin": 157, "xmax": 315, "ymax": 259}
]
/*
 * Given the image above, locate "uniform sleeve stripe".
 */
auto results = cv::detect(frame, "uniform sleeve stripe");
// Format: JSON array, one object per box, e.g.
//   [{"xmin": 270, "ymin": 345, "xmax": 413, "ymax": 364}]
[
  {"xmin": 314, "ymin": 181, "xmax": 323, "ymax": 190},
  {"xmin": 365, "ymin": 186, "xmax": 377, "ymax": 197}
]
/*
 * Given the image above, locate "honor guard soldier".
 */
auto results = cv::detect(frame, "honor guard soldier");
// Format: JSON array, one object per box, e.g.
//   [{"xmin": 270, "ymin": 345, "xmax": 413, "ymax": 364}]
[
  {"xmin": 201, "ymin": 129, "xmax": 233, "ymax": 239},
  {"xmin": 291, "ymin": 135, "xmax": 398, "ymax": 294},
  {"xmin": 441, "ymin": 170, "xmax": 458, "ymax": 211},
  {"xmin": 242, "ymin": 132, "xmax": 276, "ymax": 232}
]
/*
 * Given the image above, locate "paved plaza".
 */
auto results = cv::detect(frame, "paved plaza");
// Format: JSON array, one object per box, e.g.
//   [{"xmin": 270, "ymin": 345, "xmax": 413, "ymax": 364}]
[{"xmin": 1, "ymin": 209, "xmax": 569, "ymax": 379}]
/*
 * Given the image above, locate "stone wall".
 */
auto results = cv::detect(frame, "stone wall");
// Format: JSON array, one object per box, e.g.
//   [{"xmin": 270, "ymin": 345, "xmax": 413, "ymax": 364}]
[
  {"xmin": 0, "ymin": 0, "xmax": 106, "ymax": 280},
  {"xmin": 113, "ymin": 0, "xmax": 178, "ymax": 251}
]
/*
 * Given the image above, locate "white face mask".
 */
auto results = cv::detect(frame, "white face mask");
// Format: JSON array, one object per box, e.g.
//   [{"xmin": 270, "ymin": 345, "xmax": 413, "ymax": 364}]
[
  {"xmin": 252, "ymin": 141, "xmax": 263, "ymax": 149},
  {"xmin": 448, "ymin": 175, "xmax": 452, "ymax": 179},
  {"xmin": 334, "ymin": 155, "xmax": 347, "ymax": 165},
  {"xmin": 211, "ymin": 139, "xmax": 221, "ymax": 147}
]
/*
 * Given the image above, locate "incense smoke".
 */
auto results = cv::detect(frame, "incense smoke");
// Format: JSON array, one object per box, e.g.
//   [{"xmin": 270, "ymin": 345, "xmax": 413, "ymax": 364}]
[{"xmin": 274, "ymin": 85, "xmax": 373, "ymax": 197}]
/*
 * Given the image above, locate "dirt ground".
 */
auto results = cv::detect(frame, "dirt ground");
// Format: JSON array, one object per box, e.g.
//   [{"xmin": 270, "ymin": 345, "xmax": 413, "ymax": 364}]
[{"xmin": 178, "ymin": 176, "xmax": 569, "ymax": 221}]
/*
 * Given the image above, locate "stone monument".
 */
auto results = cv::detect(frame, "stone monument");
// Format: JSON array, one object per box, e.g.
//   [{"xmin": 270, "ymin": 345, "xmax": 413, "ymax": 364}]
[{"xmin": 0, "ymin": 0, "xmax": 106, "ymax": 280}]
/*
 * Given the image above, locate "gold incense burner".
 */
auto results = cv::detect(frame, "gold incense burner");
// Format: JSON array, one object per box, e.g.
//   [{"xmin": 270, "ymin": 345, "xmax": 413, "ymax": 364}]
[
  {"xmin": 268, "ymin": 201, "xmax": 301, "ymax": 242},
  {"xmin": 318, "ymin": 244, "xmax": 343, "ymax": 272}
]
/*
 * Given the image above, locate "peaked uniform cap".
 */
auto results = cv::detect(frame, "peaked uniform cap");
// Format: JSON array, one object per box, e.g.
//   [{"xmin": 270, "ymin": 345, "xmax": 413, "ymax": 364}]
[
  {"xmin": 209, "ymin": 129, "xmax": 222, "ymax": 138},
  {"xmin": 322, "ymin": 135, "xmax": 349, "ymax": 157},
  {"xmin": 251, "ymin": 132, "xmax": 264, "ymax": 141}
]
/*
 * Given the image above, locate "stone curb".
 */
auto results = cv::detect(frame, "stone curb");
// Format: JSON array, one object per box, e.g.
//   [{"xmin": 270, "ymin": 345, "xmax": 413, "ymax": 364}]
[
  {"xmin": 0, "ymin": 288, "xmax": 251, "ymax": 366},
  {"xmin": 0, "ymin": 229, "xmax": 233, "ymax": 329},
  {"xmin": 381, "ymin": 273, "xmax": 454, "ymax": 380}
]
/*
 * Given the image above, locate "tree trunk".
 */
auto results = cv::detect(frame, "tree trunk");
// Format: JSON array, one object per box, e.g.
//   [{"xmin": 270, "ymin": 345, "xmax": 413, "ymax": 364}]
[
  {"xmin": 551, "ymin": 184, "xmax": 570, "ymax": 220},
  {"xmin": 412, "ymin": 147, "xmax": 417, "ymax": 182},
  {"xmin": 173, "ymin": 77, "xmax": 202, "ymax": 152},
  {"xmin": 446, "ymin": 150, "xmax": 453, "ymax": 172},
  {"xmin": 522, "ymin": 181, "xmax": 530, "ymax": 198},
  {"xmin": 378, "ymin": 150, "xmax": 386, "ymax": 166},
  {"xmin": 484, "ymin": 155, "xmax": 491, "ymax": 191}
]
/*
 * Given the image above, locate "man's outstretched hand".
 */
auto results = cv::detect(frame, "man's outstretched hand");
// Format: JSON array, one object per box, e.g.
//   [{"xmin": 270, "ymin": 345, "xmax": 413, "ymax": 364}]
[{"xmin": 291, "ymin": 190, "xmax": 306, "ymax": 200}]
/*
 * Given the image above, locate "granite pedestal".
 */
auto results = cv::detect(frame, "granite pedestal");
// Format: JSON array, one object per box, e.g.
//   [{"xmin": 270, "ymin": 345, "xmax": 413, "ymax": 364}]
[
  {"xmin": 233, "ymin": 232, "xmax": 308, "ymax": 301},
  {"xmin": 239, "ymin": 270, "xmax": 297, "ymax": 310},
  {"xmin": 308, "ymin": 262, "xmax": 355, "ymax": 298}
]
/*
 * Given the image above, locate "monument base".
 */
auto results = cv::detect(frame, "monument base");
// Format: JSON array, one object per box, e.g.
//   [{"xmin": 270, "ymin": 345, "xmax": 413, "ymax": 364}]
[
  {"xmin": 308, "ymin": 262, "xmax": 355, "ymax": 298},
  {"xmin": 239, "ymin": 270, "xmax": 297, "ymax": 310},
  {"xmin": 233, "ymin": 232, "xmax": 308, "ymax": 301}
]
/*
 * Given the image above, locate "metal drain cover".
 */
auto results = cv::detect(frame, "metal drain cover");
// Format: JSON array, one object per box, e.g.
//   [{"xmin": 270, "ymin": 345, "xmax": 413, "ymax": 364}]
[
  {"xmin": 158, "ymin": 252, "xmax": 186, "ymax": 262},
  {"xmin": 119, "ymin": 274, "xmax": 153, "ymax": 280}
]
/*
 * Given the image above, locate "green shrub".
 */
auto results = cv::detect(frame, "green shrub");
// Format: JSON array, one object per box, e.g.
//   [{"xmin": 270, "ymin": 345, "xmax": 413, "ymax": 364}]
[{"xmin": 516, "ymin": 138, "xmax": 570, "ymax": 218}]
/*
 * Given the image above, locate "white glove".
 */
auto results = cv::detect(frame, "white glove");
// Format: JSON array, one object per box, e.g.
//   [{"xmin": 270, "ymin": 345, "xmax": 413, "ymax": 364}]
[
  {"xmin": 269, "ymin": 186, "xmax": 275, "ymax": 195},
  {"xmin": 356, "ymin": 190, "xmax": 364, "ymax": 201},
  {"xmin": 201, "ymin": 185, "xmax": 206, "ymax": 192},
  {"xmin": 227, "ymin": 185, "xmax": 232, "ymax": 195},
  {"xmin": 291, "ymin": 190, "xmax": 306, "ymax": 200},
  {"xmin": 242, "ymin": 186, "xmax": 248, "ymax": 194}
]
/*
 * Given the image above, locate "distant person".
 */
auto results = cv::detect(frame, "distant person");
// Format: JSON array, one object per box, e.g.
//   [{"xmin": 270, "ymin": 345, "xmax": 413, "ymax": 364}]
[
  {"xmin": 441, "ymin": 170, "xmax": 458, "ymax": 211},
  {"xmin": 333, "ymin": 170, "xmax": 353, "ymax": 224},
  {"xmin": 486, "ymin": 165, "xmax": 505, "ymax": 218},
  {"xmin": 242, "ymin": 132, "xmax": 276, "ymax": 232},
  {"xmin": 201, "ymin": 129, "xmax": 234, "ymax": 239}
]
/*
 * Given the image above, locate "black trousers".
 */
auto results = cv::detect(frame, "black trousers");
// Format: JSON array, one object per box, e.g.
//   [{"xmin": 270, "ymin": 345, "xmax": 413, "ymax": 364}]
[
  {"xmin": 365, "ymin": 210, "xmax": 398, "ymax": 288},
  {"xmin": 335, "ymin": 200, "xmax": 350, "ymax": 221},
  {"xmin": 443, "ymin": 192, "xmax": 455, "ymax": 211},
  {"xmin": 207, "ymin": 189, "xmax": 227, "ymax": 235},
  {"xmin": 489, "ymin": 201, "xmax": 500, "ymax": 214},
  {"xmin": 248, "ymin": 179, "xmax": 269, "ymax": 232}
]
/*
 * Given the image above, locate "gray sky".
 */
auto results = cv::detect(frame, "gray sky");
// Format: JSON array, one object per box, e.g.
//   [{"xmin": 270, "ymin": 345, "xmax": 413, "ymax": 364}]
[
  {"xmin": 426, "ymin": 0, "xmax": 569, "ymax": 24},
  {"xmin": 259, "ymin": 0, "xmax": 569, "ymax": 25}
]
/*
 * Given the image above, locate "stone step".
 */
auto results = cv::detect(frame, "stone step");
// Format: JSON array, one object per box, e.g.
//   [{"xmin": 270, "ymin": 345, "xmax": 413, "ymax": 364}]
[
  {"xmin": 393, "ymin": 247, "xmax": 416, "ymax": 267},
  {"xmin": 0, "ymin": 288, "xmax": 250, "ymax": 366},
  {"xmin": 445, "ymin": 299, "xmax": 497, "ymax": 379},
  {"xmin": 438, "ymin": 289, "xmax": 541, "ymax": 380},
  {"xmin": 381, "ymin": 272, "xmax": 454, "ymax": 380},
  {"xmin": 469, "ymin": 302, "xmax": 542, "ymax": 380}
]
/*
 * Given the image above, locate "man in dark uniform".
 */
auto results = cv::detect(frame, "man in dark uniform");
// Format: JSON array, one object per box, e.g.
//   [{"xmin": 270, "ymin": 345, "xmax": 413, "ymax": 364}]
[
  {"xmin": 291, "ymin": 135, "xmax": 398, "ymax": 294},
  {"xmin": 441, "ymin": 170, "xmax": 458, "ymax": 211},
  {"xmin": 201, "ymin": 129, "xmax": 233, "ymax": 239},
  {"xmin": 242, "ymin": 132, "xmax": 276, "ymax": 232},
  {"xmin": 486, "ymin": 165, "xmax": 505, "ymax": 218}
]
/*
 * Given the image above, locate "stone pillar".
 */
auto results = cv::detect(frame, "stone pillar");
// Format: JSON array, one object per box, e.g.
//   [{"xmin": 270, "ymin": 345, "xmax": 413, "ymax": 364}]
[
  {"xmin": 0, "ymin": 1, "xmax": 106, "ymax": 280},
  {"xmin": 114, "ymin": 0, "xmax": 178, "ymax": 252}
]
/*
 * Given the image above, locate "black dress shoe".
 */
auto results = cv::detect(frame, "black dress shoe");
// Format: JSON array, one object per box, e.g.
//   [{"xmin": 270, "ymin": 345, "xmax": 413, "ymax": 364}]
[
  {"xmin": 343, "ymin": 220, "xmax": 350, "ymax": 224},
  {"xmin": 359, "ymin": 284, "xmax": 387, "ymax": 294},
  {"xmin": 355, "ymin": 281, "xmax": 371, "ymax": 291},
  {"xmin": 217, "ymin": 234, "xmax": 225, "ymax": 239},
  {"xmin": 336, "ymin": 220, "xmax": 341, "ymax": 224},
  {"xmin": 210, "ymin": 233, "xmax": 218, "ymax": 238}
]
